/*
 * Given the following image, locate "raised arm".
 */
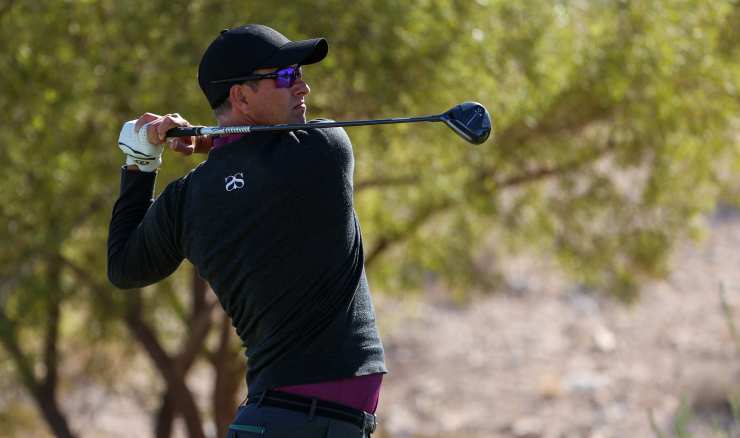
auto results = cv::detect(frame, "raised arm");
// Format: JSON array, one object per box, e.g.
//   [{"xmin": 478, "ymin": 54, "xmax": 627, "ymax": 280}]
[{"xmin": 108, "ymin": 113, "xmax": 205, "ymax": 288}]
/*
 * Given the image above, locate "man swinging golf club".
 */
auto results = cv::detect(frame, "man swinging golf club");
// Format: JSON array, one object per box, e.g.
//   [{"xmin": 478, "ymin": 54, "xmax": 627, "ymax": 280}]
[{"xmin": 109, "ymin": 24, "xmax": 386, "ymax": 437}]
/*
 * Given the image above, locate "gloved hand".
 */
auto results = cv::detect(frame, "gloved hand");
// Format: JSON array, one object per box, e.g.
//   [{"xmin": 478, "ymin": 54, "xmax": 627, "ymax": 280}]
[{"xmin": 118, "ymin": 120, "xmax": 165, "ymax": 172}]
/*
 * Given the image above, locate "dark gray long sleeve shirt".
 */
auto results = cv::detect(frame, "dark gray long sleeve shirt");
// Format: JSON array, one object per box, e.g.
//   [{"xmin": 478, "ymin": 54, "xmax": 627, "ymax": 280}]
[{"xmin": 108, "ymin": 122, "xmax": 386, "ymax": 396}]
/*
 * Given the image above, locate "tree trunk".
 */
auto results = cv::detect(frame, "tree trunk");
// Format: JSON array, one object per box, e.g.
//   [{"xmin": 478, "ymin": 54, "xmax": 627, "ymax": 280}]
[
  {"xmin": 155, "ymin": 389, "xmax": 175, "ymax": 438},
  {"xmin": 192, "ymin": 267, "xmax": 207, "ymax": 317},
  {"xmin": 123, "ymin": 291, "xmax": 207, "ymax": 438},
  {"xmin": 34, "ymin": 300, "xmax": 76, "ymax": 438},
  {"xmin": 33, "ymin": 384, "xmax": 76, "ymax": 438},
  {"xmin": 148, "ymin": 267, "xmax": 216, "ymax": 438},
  {"xmin": 212, "ymin": 314, "xmax": 248, "ymax": 438},
  {"xmin": 0, "ymin": 299, "xmax": 77, "ymax": 438}
]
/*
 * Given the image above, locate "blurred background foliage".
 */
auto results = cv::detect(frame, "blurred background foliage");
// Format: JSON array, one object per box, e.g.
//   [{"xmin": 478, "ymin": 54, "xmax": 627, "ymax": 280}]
[{"xmin": 1, "ymin": 0, "xmax": 740, "ymax": 436}]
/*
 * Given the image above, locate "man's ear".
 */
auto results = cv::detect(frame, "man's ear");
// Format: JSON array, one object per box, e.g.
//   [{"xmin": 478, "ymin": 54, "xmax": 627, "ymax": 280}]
[{"xmin": 230, "ymin": 84, "xmax": 253, "ymax": 117}]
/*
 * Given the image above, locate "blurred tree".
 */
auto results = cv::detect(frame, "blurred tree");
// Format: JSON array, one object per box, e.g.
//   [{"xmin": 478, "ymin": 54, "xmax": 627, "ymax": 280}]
[{"xmin": 1, "ymin": 0, "xmax": 739, "ymax": 436}]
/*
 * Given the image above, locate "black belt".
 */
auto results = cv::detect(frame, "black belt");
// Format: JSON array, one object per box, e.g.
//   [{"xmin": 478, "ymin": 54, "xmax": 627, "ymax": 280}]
[{"xmin": 247, "ymin": 390, "xmax": 377, "ymax": 434}]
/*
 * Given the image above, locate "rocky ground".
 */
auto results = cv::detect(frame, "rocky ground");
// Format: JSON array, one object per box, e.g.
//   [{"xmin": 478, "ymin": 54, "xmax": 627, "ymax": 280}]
[{"xmin": 373, "ymin": 206, "xmax": 740, "ymax": 438}]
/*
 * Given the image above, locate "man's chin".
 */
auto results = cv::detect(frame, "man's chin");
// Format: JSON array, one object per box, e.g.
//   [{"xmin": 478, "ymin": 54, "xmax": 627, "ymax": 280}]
[{"xmin": 291, "ymin": 106, "xmax": 307, "ymax": 124}]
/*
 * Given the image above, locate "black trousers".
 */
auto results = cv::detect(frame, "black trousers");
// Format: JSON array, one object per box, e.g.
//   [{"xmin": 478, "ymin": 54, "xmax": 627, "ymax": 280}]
[{"xmin": 226, "ymin": 403, "xmax": 370, "ymax": 438}]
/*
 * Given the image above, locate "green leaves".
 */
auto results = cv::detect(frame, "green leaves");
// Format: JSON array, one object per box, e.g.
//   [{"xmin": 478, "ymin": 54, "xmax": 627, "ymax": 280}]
[{"xmin": 0, "ymin": 0, "xmax": 738, "ymax": 308}]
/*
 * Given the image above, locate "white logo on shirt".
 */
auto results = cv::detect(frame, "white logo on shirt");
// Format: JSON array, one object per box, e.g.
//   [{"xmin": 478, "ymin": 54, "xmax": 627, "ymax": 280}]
[{"xmin": 225, "ymin": 173, "xmax": 244, "ymax": 191}]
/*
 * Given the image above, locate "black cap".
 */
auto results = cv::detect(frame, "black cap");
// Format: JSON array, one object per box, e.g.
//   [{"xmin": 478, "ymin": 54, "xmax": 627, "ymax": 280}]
[{"xmin": 198, "ymin": 25, "xmax": 329, "ymax": 109}]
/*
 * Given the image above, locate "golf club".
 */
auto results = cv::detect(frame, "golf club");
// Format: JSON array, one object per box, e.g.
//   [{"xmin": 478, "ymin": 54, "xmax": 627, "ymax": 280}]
[{"xmin": 165, "ymin": 102, "xmax": 492, "ymax": 145}]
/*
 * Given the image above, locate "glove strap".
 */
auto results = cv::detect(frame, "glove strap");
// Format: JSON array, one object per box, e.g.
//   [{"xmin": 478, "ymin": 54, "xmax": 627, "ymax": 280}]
[{"xmin": 126, "ymin": 155, "xmax": 161, "ymax": 172}]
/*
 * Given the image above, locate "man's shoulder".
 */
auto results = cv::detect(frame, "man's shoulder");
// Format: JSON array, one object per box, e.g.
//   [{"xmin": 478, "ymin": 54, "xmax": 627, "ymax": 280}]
[
  {"xmin": 303, "ymin": 118, "xmax": 351, "ymax": 145},
  {"xmin": 295, "ymin": 119, "xmax": 354, "ymax": 174}
]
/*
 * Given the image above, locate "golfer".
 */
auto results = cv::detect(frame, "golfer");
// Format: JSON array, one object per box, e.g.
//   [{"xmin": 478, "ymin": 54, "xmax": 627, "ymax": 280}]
[{"xmin": 108, "ymin": 24, "xmax": 386, "ymax": 437}]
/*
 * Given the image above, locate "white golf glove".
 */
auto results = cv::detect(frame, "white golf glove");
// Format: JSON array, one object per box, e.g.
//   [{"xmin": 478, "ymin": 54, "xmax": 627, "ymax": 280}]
[{"xmin": 118, "ymin": 120, "xmax": 165, "ymax": 172}]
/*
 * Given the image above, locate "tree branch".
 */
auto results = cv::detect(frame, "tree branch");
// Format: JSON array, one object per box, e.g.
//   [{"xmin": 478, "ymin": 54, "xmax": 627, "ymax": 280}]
[
  {"xmin": 365, "ymin": 200, "xmax": 452, "ymax": 267},
  {"xmin": 495, "ymin": 155, "xmax": 602, "ymax": 188},
  {"xmin": 355, "ymin": 175, "xmax": 421, "ymax": 192},
  {"xmin": 491, "ymin": 132, "xmax": 616, "ymax": 189},
  {"xmin": 0, "ymin": 308, "xmax": 38, "ymax": 395},
  {"xmin": 361, "ymin": 134, "xmax": 615, "ymax": 266},
  {"xmin": 176, "ymin": 271, "xmax": 216, "ymax": 372}
]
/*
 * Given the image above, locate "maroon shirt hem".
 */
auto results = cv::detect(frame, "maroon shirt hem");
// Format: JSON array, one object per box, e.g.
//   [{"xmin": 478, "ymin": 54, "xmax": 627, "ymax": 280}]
[{"xmin": 272, "ymin": 373, "xmax": 383, "ymax": 414}]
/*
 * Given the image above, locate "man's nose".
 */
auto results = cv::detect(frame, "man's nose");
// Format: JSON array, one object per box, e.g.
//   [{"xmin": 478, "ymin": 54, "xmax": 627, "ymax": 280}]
[{"xmin": 294, "ymin": 78, "xmax": 310, "ymax": 96}]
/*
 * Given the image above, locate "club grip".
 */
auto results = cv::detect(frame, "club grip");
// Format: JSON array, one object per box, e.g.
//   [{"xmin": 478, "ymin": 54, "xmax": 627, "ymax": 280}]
[{"xmin": 166, "ymin": 127, "xmax": 202, "ymax": 137}]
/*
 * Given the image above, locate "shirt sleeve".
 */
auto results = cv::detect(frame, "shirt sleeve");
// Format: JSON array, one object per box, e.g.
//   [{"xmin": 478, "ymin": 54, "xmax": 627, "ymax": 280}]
[
  {"xmin": 304, "ymin": 119, "xmax": 355, "ymax": 185},
  {"xmin": 107, "ymin": 168, "xmax": 185, "ymax": 289}
]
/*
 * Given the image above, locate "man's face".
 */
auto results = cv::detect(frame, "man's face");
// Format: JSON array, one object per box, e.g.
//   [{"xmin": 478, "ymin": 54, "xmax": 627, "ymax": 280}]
[{"xmin": 244, "ymin": 64, "xmax": 310, "ymax": 126}]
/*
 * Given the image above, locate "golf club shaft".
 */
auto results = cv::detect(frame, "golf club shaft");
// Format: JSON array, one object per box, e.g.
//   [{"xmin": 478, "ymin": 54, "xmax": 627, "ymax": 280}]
[{"xmin": 166, "ymin": 115, "xmax": 444, "ymax": 137}]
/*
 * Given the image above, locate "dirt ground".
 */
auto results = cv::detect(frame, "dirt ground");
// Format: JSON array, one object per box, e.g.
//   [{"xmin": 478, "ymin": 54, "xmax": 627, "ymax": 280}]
[{"xmin": 372, "ymin": 206, "xmax": 740, "ymax": 438}]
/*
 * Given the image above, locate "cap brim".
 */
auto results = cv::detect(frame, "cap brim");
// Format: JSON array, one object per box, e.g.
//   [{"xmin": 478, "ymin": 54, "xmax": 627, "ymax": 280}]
[{"xmin": 257, "ymin": 38, "xmax": 329, "ymax": 69}]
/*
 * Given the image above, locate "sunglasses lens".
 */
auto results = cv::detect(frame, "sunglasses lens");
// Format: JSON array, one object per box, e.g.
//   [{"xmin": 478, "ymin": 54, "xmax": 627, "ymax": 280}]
[{"xmin": 275, "ymin": 67, "xmax": 301, "ymax": 88}]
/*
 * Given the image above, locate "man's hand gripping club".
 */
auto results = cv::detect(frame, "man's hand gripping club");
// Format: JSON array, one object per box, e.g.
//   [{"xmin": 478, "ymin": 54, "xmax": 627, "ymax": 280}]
[{"xmin": 118, "ymin": 113, "xmax": 213, "ymax": 171}]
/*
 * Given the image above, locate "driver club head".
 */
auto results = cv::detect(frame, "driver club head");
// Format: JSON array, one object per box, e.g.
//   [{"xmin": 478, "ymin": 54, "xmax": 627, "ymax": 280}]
[{"xmin": 441, "ymin": 102, "xmax": 492, "ymax": 145}]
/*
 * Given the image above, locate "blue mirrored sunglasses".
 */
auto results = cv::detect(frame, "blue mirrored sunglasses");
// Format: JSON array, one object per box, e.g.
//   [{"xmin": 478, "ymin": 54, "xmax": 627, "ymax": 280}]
[{"xmin": 211, "ymin": 66, "xmax": 302, "ymax": 88}]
